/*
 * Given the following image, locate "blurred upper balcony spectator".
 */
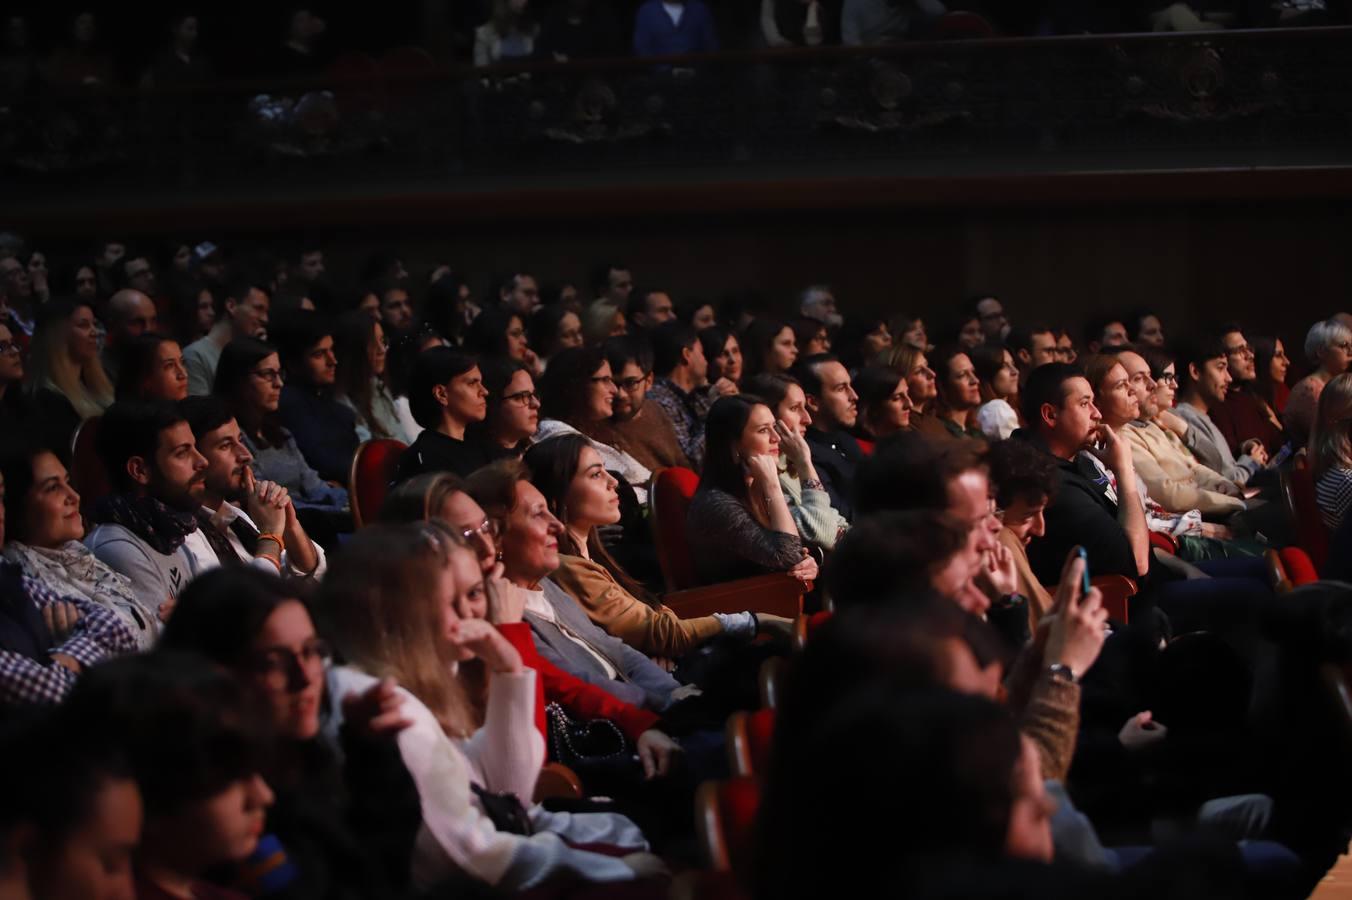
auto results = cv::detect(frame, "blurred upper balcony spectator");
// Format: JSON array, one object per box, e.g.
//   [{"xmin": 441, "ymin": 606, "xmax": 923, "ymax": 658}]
[
  {"xmin": 1, "ymin": 15, "xmax": 39, "ymax": 103},
  {"xmin": 271, "ymin": 8, "xmax": 328, "ymax": 79},
  {"xmin": 538, "ymin": 0, "xmax": 624, "ymax": 62},
  {"xmin": 762, "ymin": 0, "xmax": 843, "ymax": 48},
  {"xmin": 45, "ymin": 11, "xmax": 114, "ymax": 90},
  {"xmin": 476, "ymin": 0, "xmax": 540, "ymax": 67},
  {"xmin": 141, "ymin": 13, "xmax": 212, "ymax": 90},
  {"xmin": 841, "ymin": 0, "xmax": 947, "ymax": 45},
  {"xmin": 633, "ymin": 0, "xmax": 719, "ymax": 57}
]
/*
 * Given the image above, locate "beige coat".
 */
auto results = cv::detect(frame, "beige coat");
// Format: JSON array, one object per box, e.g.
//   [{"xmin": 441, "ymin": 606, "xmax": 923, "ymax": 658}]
[{"xmin": 1123, "ymin": 420, "xmax": 1245, "ymax": 516}]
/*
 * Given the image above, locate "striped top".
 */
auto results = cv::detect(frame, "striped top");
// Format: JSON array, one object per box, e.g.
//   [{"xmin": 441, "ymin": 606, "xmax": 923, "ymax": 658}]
[{"xmin": 1315, "ymin": 465, "xmax": 1352, "ymax": 531}]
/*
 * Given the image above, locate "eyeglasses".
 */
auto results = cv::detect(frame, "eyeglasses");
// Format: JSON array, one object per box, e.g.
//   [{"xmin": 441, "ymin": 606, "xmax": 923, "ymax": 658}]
[
  {"xmin": 502, "ymin": 389, "xmax": 539, "ymax": 407},
  {"xmin": 0, "ymin": 341, "xmax": 20, "ymax": 355},
  {"xmin": 615, "ymin": 375, "xmax": 649, "ymax": 392},
  {"xmin": 1225, "ymin": 344, "xmax": 1253, "ymax": 358},
  {"xmin": 461, "ymin": 518, "xmax": 498, "ymax": 543},
  {"xmin": 1157, "ymin": 373, "xmax": 1178, "ymax": 385},
  {"xmin": 251, "ymin": 368, "xmax": 285, "ymax": 384},
  {"xmin": 247, "ymin": 638, "xmax": 330, "ymax": 689},
  {"xmin": 590, "ymin": 374, "xmax": 616, "ymax": 387}
]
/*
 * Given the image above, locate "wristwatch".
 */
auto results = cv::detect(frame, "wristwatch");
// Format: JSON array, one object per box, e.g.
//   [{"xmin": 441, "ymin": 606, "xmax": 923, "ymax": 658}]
[{"xmin": 1047, "ymin": 663, "xmax": 1078, "ymax": 684}]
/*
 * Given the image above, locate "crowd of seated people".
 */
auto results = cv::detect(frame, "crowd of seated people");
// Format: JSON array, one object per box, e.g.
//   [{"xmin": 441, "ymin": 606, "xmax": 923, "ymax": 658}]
[{"xmin": 0, "ymin": 226, "xmax": 1350, "ymax": 900}]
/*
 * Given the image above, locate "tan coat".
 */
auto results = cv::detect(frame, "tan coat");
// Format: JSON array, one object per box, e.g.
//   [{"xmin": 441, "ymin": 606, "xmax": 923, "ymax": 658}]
[
  {"xmin": 1123, "ymin": 420, "xmax": 1245, "ymax": 517},
  {"xmin": 550, "ymin": 554, "xmax": 723, "ymax": 658}
]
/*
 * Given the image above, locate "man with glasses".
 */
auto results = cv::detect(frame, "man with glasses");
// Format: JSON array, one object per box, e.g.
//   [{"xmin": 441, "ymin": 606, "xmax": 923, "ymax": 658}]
[
  {"xmin": 1174, "ymin": 333, "xmax": 1265, "ymax": 486},
  {"xmin": 1210, "ymin": 324, "xmax": 1286, "ymax": 465},
  {"xmin": 969, "ymin": 294, "xmax": 1010, "ymax": 344},
  {"xmin": 184, "ymin": 274, "xmax": 272, "ymax": 396},
  {"xmin": 646, "ymin": 321, "xmax": 732, "ymax": 470},
  {"xmin": 274, "ymin": 311, "xmax": 359, "ymax": 484},
  {"xmin": 593, "ymin": 336, "xmax": 693, "ymax": 471}
]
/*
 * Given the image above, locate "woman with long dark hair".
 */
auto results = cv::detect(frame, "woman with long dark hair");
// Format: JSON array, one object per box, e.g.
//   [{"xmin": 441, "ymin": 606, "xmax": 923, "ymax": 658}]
[
  {"xmin": 214, "ymin": 337, "xmax": 348, "ymax": 514},
  {"xmin": 971, "ymin": 343, "xmax": 1021, "ymax": 441},
  {"xmin": 526, "ymin": 434, "xmax": 791, "ymax": 659},
  {"xmin": 685, "ymin": 395, "xmax": 819, "ymax": 586},
  {"xmin": 699, "ymin": 326, "xmax": 744, "ymax": 386},
  {"xmin": 465, "ymin": 356, "xmax": 540, "ymax": 462},
  {"xmin": 464, "ymin": 307, "xmax": 539, "ymax": 373},
  {"xmin": 1251, "ymin": 335, "xmax": 1292, "ymax": 417},
  {"xmin": 739, "ymin": 318, "xmax": 798, "ymax": 379},
  {"xmin": 334, "ymin": 311, "xmax": 410, "ymax": 443},
  {"xmin": 853, "ymin": 365, "xmax": 914, "ymax": 442}
]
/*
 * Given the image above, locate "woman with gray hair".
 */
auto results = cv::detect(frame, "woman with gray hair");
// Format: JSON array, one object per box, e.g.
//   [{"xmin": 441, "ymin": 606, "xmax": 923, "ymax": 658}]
[{"xmin": 1285, "ymin": 317, "xmax": 1352, "ymax": 446}]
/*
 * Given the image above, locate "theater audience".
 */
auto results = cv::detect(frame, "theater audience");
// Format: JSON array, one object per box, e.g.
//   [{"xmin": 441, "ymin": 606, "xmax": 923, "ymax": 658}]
[
  {"xmin": 1055, "ymin": 329, "xmax": 1078, "ymax": 364},
  {"xmin": 214, "ymin": 338, "xmax": 350, "ymax": 515},
  {"xmin": 915, "ymin": 345, "xmax": 984, "ymax": 442},
  {"xmin": 1110, "ymin": 348, "xmax": 1247, "ymax": 519},
  {"xmin": 0, "ymin": 442, "xmax": 157, "ymax": 648},
  {"xmin": 334, "ymin": 311, "xmax": 409, "ymax": 444},
  {"xmin": 0, "ymin": 322, "xmax": 33, "ymax": 432},
  {"xmin": 112, "ymin": 334, "xmax": 189, "ymax": 402},
  {"xmin": 852, "ymin": 364, "xmax": 913, "ymax": 442},
  {"xmin": 474, "ymin": 0, "xmax": 539, "ymax": 66},
  {"xmin": 744, "ymin": 373, "xmax": 850, "ymax": 551},
  {"xmin": 970, "ymin": 294, "xmax": 1009, "ymax": 345},
  {"xmin": 841, "ymin": 0, "xmax": 947, "ymax": 45},
  {"xmin": 950, "ymin": 311, "xmax": 986, "ymax": 351},
  {"xmin": 1007, "ymin": 324, "xmax": 1059, "ymax": 383},
  {"xmin": 185, "ymin": 275, "xmax": 271, "ymax": 396},
  {"xmin": 740, "ymin": 318, "xmax": 798, "ymax": 379},
  {"xmin": 626, "ymin": 288, "xmax": 677, "ymax": 332},
  {"xmin": 1252, "ymin": 335, "xmax": 1291, "ymax": 417},
  {"xmin": 1210, "ymin": 324, "xmax": 1285, "ymax": 460},
  {"xmin": 1082, "ymin": 316, "xmax": 1129, "ymax": 355},
  {"xmin": 890, "ymin": 312, "xmax": 929, "ymax": 351},
  {"xmin": 395, "ymin": 347, "xmax": 491, "ymax": 482},
  {"xmin": 883, "ymin": 343, "xmax": 938, "ymax": 419},
  {"xmin": 528, "ymin": 435, "xmax": 792, "ymax": 657},
  {"xmin": 535, "ymin": 346, "xmax": 654, "ymax": 503},
  {"xmin": 100, "ymin": 289, "xmax": 159, "ymax": 382},
  {"xmin": 468, "ymin": 460, "xmax": 687, "ymax": 714},
  {"xmin": 62, "ymin": 653, "xmax": 277, "ymax": 899},
  {"xmin": 1174, "ymin": 336, "xmax": 1265, "ymax": 484},
  {"xmin": 582, "ymin": 300, "xmax": 627, "ymax": 345},
  {"xmin": 686, "ymin": 395, "xmax": 820, "ymax": 585},
  {"xmin": 1285, "ymin": 317, "xmax": 1352, "ymax": 447},
  {"xmin": 986, "ymin": 437, "xmax": 1059, "ymax": 626},
  {"xmin": 647, "ymin": 322, "xmax": 733, "ymax": 469},
  {"xmin": 465, "ymin": 306, "xmax": 539, "ymax": 374},
  {"xmin": 25, "ymin": 298, "xmax": 114, "ymax": 445},
  {"xmin": 159, "ymin": 566, "xmax": 420, "ymax": 898},
  {"xmin": 527, "ymin": 304, "xmax": 584, "ymax": 368},
  {"xmin": 274, "ymin": 312, "xmax": 358, "ymax": 484},
  {"xmin": 789, "ymin": 316, "xmax": 831, "ymax": 358},
  {"xmin": 973, "ymin": 343, "xmax": 1022, "ymax": 441},
  {"xmin": 1312, "ymin": 373, "xmax": 1352, "ymax": 531},
  {"xmin": 593, "ymin": 335, "xmax": 692, "ymax": 471},
  {"xmin": 466, "ymin": 357, "xmax": 540, "ymax": 463},
  {"xmin": 180, "ymin": 397, "xmax": 325, "ymax": 578}
]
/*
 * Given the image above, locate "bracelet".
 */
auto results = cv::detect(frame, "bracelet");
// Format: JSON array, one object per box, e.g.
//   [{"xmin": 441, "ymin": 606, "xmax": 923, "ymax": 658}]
[
  {"xmin": 1047, "ymin": 663, "xmax": 1077, "ymax": 684},
  {"xmin": 802, "ymin": 478, "xmax": 825, "ymax": 493},
  {"xmin": 256, "ymin": 553, "xmax": 283, "ymax": 572},
  {"xmin": 257, "ymin": 532, "xmax": 286, "ymax": 553}
]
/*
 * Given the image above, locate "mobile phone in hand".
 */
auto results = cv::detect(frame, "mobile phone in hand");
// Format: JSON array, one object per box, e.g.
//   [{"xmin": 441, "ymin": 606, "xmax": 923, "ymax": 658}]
[{"xmin": 1075, "ymin": 546, "xmax": 1091, "ymax": 596}]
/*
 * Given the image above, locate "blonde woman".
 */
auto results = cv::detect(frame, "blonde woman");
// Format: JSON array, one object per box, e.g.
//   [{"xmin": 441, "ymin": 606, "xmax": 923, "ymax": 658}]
[
  {"xmin": 1312, "ymin": 373, "xmax": 1352, "ymax": 531},
  {"xmin": 24, "ymin": 298, "xmax": 114, "ymax": 442},
  {"xmin": 879, "ymin": 342, "xmax": 938, "ymax": 419},
  {"xmin": 321, "ymin": 522, "xmax": 661, "ymax": 892}
]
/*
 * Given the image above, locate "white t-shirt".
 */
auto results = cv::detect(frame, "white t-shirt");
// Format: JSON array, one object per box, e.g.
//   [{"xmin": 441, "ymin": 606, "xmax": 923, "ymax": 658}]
[{"xmin": 662, "ymin": 2, "xmax": 685, "ymax": 26}]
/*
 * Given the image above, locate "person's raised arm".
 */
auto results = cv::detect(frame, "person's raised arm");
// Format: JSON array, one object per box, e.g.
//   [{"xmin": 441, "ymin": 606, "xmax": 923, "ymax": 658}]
[{"xmin": 1096, "ymin": 424, "xmax": 1150, "ymax": 578}]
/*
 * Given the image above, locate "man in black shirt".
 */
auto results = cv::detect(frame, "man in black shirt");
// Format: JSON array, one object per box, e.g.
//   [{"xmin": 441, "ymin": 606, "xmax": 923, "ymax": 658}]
[{"xmin": 793, "ymin": 354, "xmax": 862, "ymax": 522}]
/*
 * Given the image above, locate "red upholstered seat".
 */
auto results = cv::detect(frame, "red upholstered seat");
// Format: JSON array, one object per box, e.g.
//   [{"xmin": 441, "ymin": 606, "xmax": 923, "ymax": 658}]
[
  {"xmin": 1279, "ymin": 546, "xmax": 1319, "ymax": 587},
  {"xmin": 1090, "ymin": 575, "xmax": 1136, "ymax": 624},
  {"xmin": 855, "ymin": 437, "xmax": 876, "ymax": 456},
  {"xmin": 348, "ymin": 439, "xmax": 407, "ymax": 529},
  {"xmin": 727, "ymin": 708, "xmax": 776, "ymax": 778},
  {"xmin": 650, "ymin": 466, "xmax": 705, "ymax": 592},
  {"xmin": 1148, "ymin": 531, "xmax": 1178, "ymax": 555},
  {"xmin": 792, "ymin": 610, "xmax": 833, "ymax": 651},
  {"xmin": 70, "ymin": 416, "xmax": 110, "ymax": 518},
  {"xmin": 696, "ymin": 777, "xmax": 761, "ymax": 874},
  {"xmin": 1283, "ymin": 457, "xmax": 1329, "ymax": 570}
]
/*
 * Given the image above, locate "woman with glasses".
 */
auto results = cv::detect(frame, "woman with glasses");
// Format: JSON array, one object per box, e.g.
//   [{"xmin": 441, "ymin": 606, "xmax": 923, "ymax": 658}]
[
  {"xmin": 161, "ymin": 566, "xmax": 426, "ymax": 898},
  {"xmin": 214, "ymin": 338, "xmax": 349, "ymax": 517},
  {"xmin": 322, "ymin": 522, "xmax": 665, "ymax": 891},
  {"xmin": 466, "ymin": 357, "xmax": 540, "ymax": 461},
  {"xmin": 527, "ymin": 304, "xmax": 584, "ymax": 370},
  {"xmin": 1285, "ymin": 318, "xmax": 1352, "ymax": 447},
  {"xmin": 334, "ymin": 311, "xmax": 410, "ymax": 443},
  {"xmin": 0, "ymin": 321, "xmax": 40, "ymax": 440},
  {"xmin": 588, "ymin": 335, "xmax": 692, "ymax": 473},
  {"xmin": 464, "ymin": 307, "xmax": 541, "ymax": 376},
  {"xmin": 1054, "ymin": 330, "xmax": 1078, "ymax": 365},
  {"xmin": 535, "ymin": 346, "xmax": 653, "ymax": 505}
]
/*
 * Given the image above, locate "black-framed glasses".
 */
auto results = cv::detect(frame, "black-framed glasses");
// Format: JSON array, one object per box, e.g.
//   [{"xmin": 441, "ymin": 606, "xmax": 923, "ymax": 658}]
[
  {"xmin": 1157, "ymin": 373, "xmax": 1178, "ymax": 386},
  {"xmin": 615, "ymin": 374, "xmax": 649, "ymax": 391},
  {"xmin": 590, "ymin": 374, "xmax": 616, "ymax": 387},
  {"xmin": 251, "ymin": 368, "xmax": 285, "ymax": 384},
  {"xmin": 503, "ymin": 389, "xmax": 539, "ymax": 407}
]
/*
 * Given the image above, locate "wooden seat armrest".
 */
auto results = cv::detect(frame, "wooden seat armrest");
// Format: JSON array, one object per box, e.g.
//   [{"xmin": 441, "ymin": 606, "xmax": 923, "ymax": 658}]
[{"xmin": 664, "ymin": 574, "xmax": 805, "ymax": 620}]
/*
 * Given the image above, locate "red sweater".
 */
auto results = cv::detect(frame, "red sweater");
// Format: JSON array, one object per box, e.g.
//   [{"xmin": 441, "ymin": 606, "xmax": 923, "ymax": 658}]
[{"xmin": 496, "ymin": 622, "xmax": 659, "ymax": 742}]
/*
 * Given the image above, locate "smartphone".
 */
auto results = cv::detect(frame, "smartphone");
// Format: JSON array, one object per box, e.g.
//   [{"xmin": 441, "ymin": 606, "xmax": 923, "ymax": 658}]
[{"xmin": 1075, "ymin": 546, "xmax": 1091, "ymax": 595}]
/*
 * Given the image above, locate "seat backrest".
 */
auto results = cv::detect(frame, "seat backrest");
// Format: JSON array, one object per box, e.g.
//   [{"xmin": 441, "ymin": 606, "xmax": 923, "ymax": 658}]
[
  {"xmin": 1089, "ymin": 575, "xmax": 1136, "ymax": 624},
  {"xmin": 696, "ymin": 777, "xmax": 761, "ymax": 875},
  {"xmin": 1283, "ymin": 458, "xmax": 1329, "ymax": 569},
  {"xmin": 349, "ymin": 439, "xmax": 407, "ymax": 529},
  {"xmin": 727, "ymin": 708, "xmax": 776, "ymax": 779},
  {"xmin": 1278, "ymin": 546, "xmax": 1319, "ymax": 588},
  {"xmin": 70, "ymin": 416, "xmax": 110, "ymax": 518},
  {"xmin": 650, "ymin": 466, "xmax": 701, "ymax": 591}
]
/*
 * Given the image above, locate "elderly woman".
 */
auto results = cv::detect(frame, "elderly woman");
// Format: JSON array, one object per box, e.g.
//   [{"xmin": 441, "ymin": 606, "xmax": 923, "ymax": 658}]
[{"xmin": 1285, "ymin": 317, "xmax": 1352, "ymax": 447}]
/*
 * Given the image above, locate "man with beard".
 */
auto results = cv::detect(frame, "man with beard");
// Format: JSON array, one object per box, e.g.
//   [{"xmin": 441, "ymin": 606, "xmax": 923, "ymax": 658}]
[
  {"xmin": 85, "ymin": 401, "xmax": 211, "ymax": 620},
  {"xmin": 180, "ymin": 396, "xmax": 324, "ymax": 578}
]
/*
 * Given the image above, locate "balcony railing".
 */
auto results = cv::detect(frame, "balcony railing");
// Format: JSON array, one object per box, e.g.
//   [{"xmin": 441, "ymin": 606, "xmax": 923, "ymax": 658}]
[{"xmin": 4, "ymin": 26, "xmax": 1351, "ymax": 203}]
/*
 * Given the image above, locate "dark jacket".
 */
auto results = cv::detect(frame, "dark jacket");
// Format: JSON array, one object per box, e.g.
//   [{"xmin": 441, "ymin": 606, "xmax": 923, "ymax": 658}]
[
  {"xmin": 394, "ymin": 428, "xmax": 492, "ymax": 485},
  {"xmin": 805, "ymin": 427, "xmax": 863, "ymax": 522},
  {"xmin": 278, "ymin": 385, "xmax": 360, "ymax": 484}
]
